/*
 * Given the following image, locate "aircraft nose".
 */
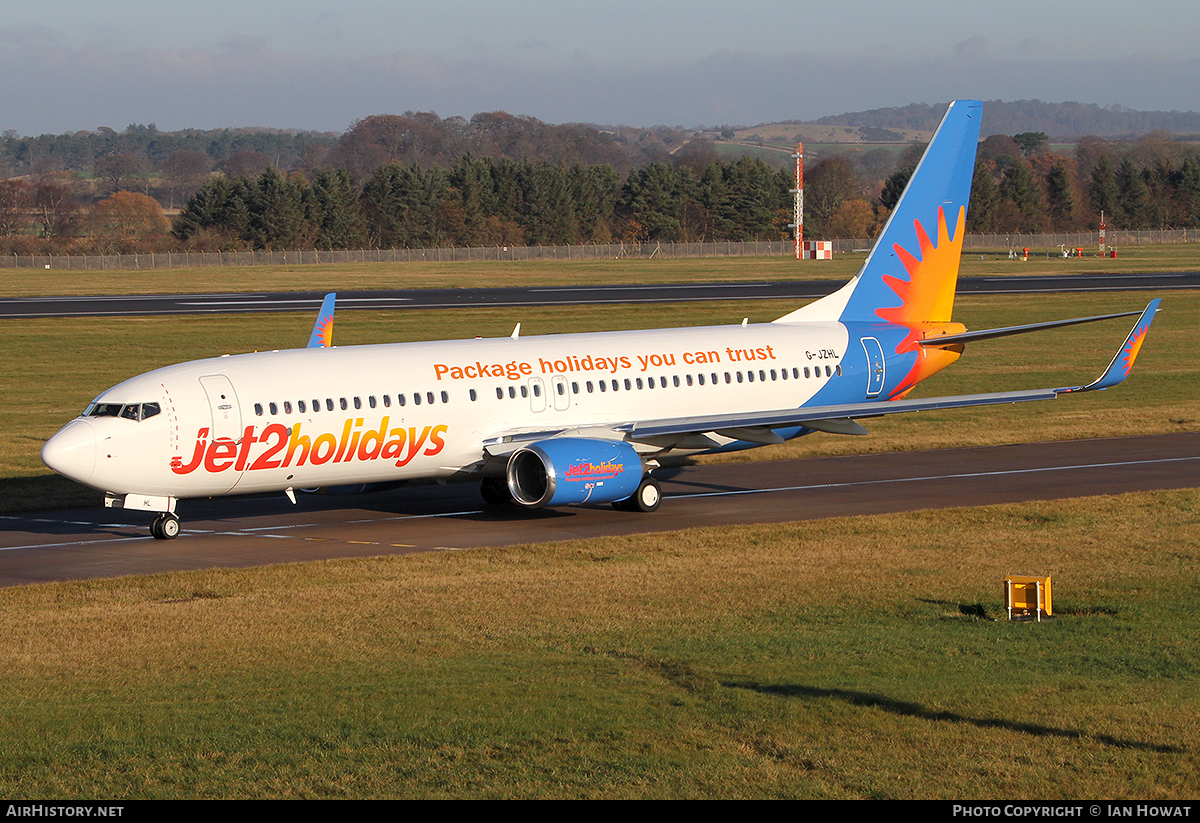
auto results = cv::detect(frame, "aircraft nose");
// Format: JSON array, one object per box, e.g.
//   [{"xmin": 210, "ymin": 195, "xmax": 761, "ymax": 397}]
[{"xmin": 42, "ymin": 419, "xmax": 96, "ymax": 485}]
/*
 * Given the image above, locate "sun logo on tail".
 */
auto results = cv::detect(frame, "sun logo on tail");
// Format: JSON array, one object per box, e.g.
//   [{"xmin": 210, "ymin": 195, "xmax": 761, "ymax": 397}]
[
  {"xmin": 313, "ymin": 315, "xmax": 333, "ymax": 348},
  {"xmin": 877, "ymin": 206, "xmax": 966, "ymax": 335},
  {"xmin": 1120, "ymin": 323, "xmax": 1149, "ymax": 377},
  {"xmin": 876, "ymin": 206, "xmax": 967, "ymax": 398}
]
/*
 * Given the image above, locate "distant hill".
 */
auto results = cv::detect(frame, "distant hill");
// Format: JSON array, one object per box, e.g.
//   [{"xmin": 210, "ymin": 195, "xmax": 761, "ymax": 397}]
[{"xmin": 812, "ymin": 100, "xmax": 1200, "ymax": 139}]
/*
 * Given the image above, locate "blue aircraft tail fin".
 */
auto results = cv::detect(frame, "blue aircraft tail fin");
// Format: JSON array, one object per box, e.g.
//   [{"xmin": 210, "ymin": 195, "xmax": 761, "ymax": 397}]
[
  {"xmin": 775, "ymin": 100, "xmax": 982, "ymax": 326},
  {"xmin": 307, "ymin": 293, "xmax": 336, "ymax": 348}
]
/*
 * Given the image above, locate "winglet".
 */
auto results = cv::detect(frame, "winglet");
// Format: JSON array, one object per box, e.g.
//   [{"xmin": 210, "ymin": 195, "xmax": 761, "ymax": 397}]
[
  {"xmin": 307, "ymin": 293, "xmax": 336, "ymax": 348},
  {"xmin": 1072, "ymin": 299, "xmax": 1160, "ymax": 392}
]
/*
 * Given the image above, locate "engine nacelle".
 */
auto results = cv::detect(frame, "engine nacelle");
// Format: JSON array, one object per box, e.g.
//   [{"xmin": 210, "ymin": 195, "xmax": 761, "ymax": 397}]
[{"xmin": 507, "ymin": 438, "xmax": 642, "ymax": 508}]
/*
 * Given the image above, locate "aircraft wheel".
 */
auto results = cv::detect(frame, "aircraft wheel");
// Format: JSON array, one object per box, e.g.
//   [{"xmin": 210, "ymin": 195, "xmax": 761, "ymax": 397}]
[
  {"xmin": 151, "ymin": 513, "xmax": 180, "ymax": 540},
  {"xmin": 632, "ymin": 477, "xmax": 661, "ymax": 512},
  {"xmin": 480, "ymin": 476, "xmax": 513, "ymax": 506},
  {"xmin": 614, "ymin": 477, "xmax": 661, "ymax": 512}
]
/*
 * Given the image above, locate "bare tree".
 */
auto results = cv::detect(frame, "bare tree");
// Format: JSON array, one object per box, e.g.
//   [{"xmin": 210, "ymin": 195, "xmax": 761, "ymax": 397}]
[
  {"xmin": 33, "ymin": 176, "xmax": 82, "ymax": 244},
  {"xmin": 0, "ymin": 178, "xmax": 32, "ymax": 236},
  {"xmin": 94, "ymin": 153, "xmax": 145, "ymax": 194},
  {"xmin": 160, "ymin": 150, "xmax": 210, "ymax": 209}
]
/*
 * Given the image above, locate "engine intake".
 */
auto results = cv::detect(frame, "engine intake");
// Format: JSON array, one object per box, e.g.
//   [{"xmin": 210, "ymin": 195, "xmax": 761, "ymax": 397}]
[{"xmin": 507, "ymin": 438, "xmax": 642, "ymax": 508}]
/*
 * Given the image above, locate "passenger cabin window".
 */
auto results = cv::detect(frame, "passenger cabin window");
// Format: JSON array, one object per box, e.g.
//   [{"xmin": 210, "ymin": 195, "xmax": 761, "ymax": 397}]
[
  {"xmin": 298, "ymin": 400, "xmax": 306, "ymax": 413},
  {"xmin": 255, "ymin": 403, "xmax": 264, "ymax": 416},
  {"xmin": 269, "ymin": 402, "xmax": 278, "ymax": 415}
]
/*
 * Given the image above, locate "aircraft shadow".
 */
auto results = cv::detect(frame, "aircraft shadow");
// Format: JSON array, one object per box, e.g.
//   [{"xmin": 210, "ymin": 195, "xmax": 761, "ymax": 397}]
[{"xmin": 724, "ymin": 681, "xmax": 1182, "ymax": 753}]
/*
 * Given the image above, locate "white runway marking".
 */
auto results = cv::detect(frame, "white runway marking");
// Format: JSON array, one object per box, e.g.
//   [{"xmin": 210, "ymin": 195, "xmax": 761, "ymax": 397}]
[
  {"xmin": 2, "ymin": 455, "xmax": 1195, "ymax": 554},
  {"xmin": 671, "ymin": 455, "xmax": 1200, "ymax": 499}
]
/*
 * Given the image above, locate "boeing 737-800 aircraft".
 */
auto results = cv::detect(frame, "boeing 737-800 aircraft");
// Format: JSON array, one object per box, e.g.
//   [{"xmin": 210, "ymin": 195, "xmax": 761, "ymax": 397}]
[{"xmin": 42, "ymin": 100, "xmax": 1160, "ymax": 539}]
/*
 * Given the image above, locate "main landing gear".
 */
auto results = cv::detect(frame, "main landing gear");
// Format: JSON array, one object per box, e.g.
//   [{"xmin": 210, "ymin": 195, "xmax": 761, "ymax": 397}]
[
  {"xmin": 612, "ymin": 476, "xmax": 661, "ymax": 513},
  {"xmin": 150, "ymin": 512, "xmax": 181, "ymax": 540},
  {"xmin": 480, "ymin": 476, "xmax": 514, "ymax": 506}
]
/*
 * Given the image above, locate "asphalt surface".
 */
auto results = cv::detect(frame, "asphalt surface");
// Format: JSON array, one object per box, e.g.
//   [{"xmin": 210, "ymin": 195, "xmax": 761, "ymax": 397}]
[
  {"xmin": 3, "ymin": 272, "xmax": 1198, "ymax": 318},
  {"xmin": 2, "ymin": 431, "xmax": 1197, "ymax": 587}
]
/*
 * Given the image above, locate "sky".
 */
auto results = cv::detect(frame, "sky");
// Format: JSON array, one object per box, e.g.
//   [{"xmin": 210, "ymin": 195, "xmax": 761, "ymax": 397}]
[{"xmin": 3, "ymin": 0, "xmax": 1198, "ymax": 135}]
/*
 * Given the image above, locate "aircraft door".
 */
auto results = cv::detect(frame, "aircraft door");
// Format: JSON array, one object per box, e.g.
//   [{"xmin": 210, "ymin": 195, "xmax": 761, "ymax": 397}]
[
  {"xmin": 199, "ymin": 374, "xmax": 242, "ymax": 440},
  {"xmin": 528, "ymin": 377, "xmax": 547, "ymax": 412},
  {"xmin": 860, "ymin": 337, "xmax": 885, "ymax": 397},
  {"xmin": 551, "ymin": 376, "xmax": 570, "ymax": 411}
]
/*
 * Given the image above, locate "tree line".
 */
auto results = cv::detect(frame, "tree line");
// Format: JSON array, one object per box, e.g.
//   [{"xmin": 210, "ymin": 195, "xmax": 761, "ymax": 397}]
[
  {"xmin": 2, "ymin": 116, "xmax": 1199, "ymax": 256},
  {"xmin": 170, "ymin": 154, "xmax": 792, "ymax": 250}
]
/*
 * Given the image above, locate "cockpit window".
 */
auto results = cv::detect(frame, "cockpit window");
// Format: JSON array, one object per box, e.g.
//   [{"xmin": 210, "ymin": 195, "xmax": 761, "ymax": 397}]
[
  {"xmin": 84, "ymin": 402, "xmax": 160, "ymax": 422},
  {"xmin": 85, "ymin": 403, "xmax": 124, "ymax": 418}
]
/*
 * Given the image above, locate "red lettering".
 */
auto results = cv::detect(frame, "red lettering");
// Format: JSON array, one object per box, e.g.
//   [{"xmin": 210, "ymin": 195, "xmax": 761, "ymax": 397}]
[
  {"xmin": 170, "ymin": 428, "xmax": 209, "ymax": 475},
  {"xmin": 423, "ymin": 424, "xmax": 447, "ymax": 456},
  {"xmin": 204, "ymin": 438, "xmax": 238, "ymax": 473},
  {"xmin": 249, "ymin": 424, "xmax": 288, "ymax": 470}
]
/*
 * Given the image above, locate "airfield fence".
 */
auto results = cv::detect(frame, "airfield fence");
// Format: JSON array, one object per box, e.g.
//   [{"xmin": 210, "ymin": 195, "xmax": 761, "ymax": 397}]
[{"xmin": 1, "ymin": 229, "xmax": 1196, "ymax": 271}]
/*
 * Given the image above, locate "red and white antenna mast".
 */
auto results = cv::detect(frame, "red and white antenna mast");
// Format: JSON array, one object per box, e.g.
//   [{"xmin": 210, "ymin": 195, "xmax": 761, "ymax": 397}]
[{"xmin": 789, "ymin": 142, "xmax": 804, "ymax": 259}]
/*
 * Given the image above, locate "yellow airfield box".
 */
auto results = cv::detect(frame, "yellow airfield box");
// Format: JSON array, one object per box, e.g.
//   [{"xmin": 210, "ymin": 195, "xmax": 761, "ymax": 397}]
[{"xmin": 1005, "ymin": 575, "xmax": 1053, "ymax": 621}]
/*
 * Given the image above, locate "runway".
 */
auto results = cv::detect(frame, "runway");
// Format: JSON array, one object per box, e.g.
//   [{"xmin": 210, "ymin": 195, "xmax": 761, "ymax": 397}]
[
  {"xmin": 2, "ymin": 272, "xmax": 1198, "ymax": 318},
  {"xmin": 2, "ymin": 431, "xmax": 1197, "ymax": 588}
]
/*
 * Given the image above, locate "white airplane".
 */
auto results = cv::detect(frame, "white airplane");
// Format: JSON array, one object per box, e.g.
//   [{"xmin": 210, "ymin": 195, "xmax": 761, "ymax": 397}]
[{"xmin": 42, "ymin": 100, "xmax": 1161, "ymax": 539}]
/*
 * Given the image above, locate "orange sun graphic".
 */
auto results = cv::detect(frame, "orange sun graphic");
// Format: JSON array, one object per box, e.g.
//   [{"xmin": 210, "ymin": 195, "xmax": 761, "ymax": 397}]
[
  {"xmin": 1121, "ymin": 325, "xmax": 1148, "ymax": 376},
  {"xmin": 314, "ymin": 316, "xmax": 333, "ymax": 347},
  {"xmin": 876, "ymin": 205, "xmax": 967, "ymax": 398}
]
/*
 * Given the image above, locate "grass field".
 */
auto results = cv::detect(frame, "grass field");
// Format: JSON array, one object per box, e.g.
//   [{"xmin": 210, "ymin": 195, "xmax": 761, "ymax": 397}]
[
  {"xmin": 2, "ymin": 490, "xmax": 1198, "ymax": 798},
  {"xmin": 2, "ymin": 255, "xmax": 1198, "ymax": 798},
  {"xmin": 2, "ymin": 243, "xmax": 1199, "ymax": 297}
]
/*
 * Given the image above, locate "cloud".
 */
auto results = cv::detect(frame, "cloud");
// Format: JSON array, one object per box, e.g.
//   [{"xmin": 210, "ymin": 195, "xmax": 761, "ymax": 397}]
[{"xmin": 1, "ymin": 37, "xmax": 1198, "ymax": 135}]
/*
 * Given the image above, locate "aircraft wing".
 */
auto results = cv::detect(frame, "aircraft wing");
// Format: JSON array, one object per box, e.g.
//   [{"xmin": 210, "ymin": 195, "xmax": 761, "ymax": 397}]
[{"xmin": 483, "ymin": 300, "xmax": 1160, "ymax": 453}]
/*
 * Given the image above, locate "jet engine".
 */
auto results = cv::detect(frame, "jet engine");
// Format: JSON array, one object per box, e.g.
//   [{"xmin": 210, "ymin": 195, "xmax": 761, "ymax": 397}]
[{"xmin": 507, "ymin": 438, "xmax": 643, "ymax": 508}]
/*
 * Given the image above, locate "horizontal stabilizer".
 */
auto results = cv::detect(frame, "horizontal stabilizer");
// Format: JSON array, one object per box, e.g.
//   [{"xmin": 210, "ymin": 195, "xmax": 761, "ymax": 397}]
[{"xmin": 919, "ymin": 309, "xmax": 1143, "ymax": 348}]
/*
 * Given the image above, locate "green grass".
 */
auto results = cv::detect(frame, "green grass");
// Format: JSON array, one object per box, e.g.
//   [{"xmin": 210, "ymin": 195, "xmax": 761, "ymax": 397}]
[
  {"xmin": 3, "ymin": 256, "xmax": 1198, "ymax": 798},
  {"xmin": 2, "ymin": 490, "xmax": 1198, "ymax": 798},
  {"xmin": 3, "ymin": 242, "xmax": 1199, "ymax": 296}
]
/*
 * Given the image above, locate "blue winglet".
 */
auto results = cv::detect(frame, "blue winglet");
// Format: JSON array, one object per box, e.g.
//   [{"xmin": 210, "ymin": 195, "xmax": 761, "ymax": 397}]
[
  {"xmin": 306, "ymin": 293, "xmax": 336, "ymax": 348},
  {"xmin": 1075, "ymin": 299, "xmax": 1160, "ymax": 392}
]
